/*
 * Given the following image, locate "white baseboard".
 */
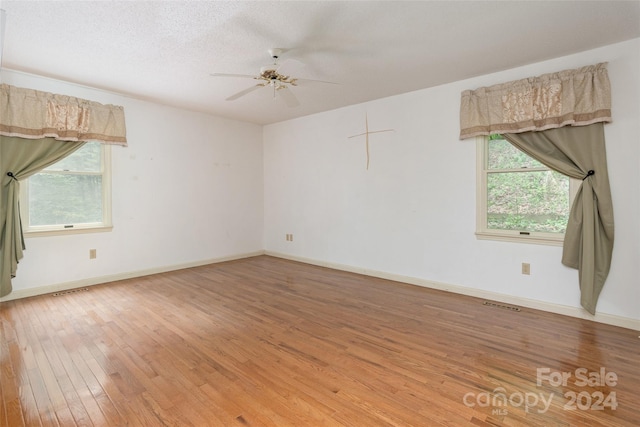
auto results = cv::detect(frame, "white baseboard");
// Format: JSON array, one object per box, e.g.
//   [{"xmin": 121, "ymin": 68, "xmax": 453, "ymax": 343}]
[
  {"xmin": 4, "ymin": 249, "xmax": 638, "ymax": 331},
  {"xmin": 265, "ymin": 251, "xmax": 640, "ymax": 332},
  {"xmin": 0, "ymin": 251, "xmax": 265, "ymax": 302}
]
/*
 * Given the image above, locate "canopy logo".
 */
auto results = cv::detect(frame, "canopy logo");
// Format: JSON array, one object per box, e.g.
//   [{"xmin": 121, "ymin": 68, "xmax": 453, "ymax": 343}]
[
  {"xmin": 462, "ymin": 367, "xmax": 618, "ymax": 416},
  {"xmin": 462, "ymin": 388, "xmax": 553, "ymax": 415}
]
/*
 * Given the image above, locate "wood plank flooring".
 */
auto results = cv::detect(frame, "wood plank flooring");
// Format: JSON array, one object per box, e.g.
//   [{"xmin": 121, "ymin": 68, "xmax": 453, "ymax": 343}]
[{"xmin": 1, "ymin": 255, "xmax": 638, "ymax": 426}]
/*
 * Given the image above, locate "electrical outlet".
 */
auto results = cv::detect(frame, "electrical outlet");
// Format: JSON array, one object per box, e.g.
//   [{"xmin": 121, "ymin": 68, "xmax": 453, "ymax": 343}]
[
  {"xmin": 89, "ymin": 249, "xmax": 97, "ymax": 259},
  {"xmin": 285, "ymin": 234, "xmax": 294, "ymax": 241},
  {"xmin": 522, "ymin": 262, "xmax": 530, "ymax": 275}
]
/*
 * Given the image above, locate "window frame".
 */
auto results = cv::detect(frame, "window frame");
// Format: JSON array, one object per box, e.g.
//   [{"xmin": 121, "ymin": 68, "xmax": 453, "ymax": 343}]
[
  {"xmin": 475, "ymin": 135, "xmax": 579, "ymax": 246},
  {"xmin": 20, "ymin": 142, "xmax": 113, "ymax": 237}
]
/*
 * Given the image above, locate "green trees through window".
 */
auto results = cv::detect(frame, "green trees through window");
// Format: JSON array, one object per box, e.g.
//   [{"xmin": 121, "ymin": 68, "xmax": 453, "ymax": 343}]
[
  {"xmin": 484, "ymin": 135, "xmax": 571, "ymax": 234},
  {"xmin": 23, "ymin": 141, "xmax": 110, "ymax": 231},
  {"xmin": 29, "ymin": 173, "xmax": 103, "ymax": 226}
]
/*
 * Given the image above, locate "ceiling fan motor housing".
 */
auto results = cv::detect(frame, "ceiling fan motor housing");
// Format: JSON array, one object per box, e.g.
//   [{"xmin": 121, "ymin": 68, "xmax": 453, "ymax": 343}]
[
  {"xmin": 261, "ymin": 48, "xmax": 286, "ymax": 80},
  {"xmin": 260, "ymin": 68, "xmax": 293, "ymax": 84}
]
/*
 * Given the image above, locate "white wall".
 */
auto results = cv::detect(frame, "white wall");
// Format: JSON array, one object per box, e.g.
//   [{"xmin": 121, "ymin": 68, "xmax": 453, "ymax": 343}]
[
  {"xmin": 263, "ymin": 39, "xmax": 640, "ymax": 324},
  {"xmin": 2, "ymin": 69, "xmax": 264, "ymax": 296}
]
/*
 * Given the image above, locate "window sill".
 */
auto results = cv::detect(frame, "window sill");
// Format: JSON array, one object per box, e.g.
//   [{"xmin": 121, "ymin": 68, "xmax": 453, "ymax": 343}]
[
  {"xmin": 24, "ymin": 225, "xmax": 113, "ymax": 238},
  {"xmin": 475, "ymin": 231, "xmax": 564, "ymax": 247}
]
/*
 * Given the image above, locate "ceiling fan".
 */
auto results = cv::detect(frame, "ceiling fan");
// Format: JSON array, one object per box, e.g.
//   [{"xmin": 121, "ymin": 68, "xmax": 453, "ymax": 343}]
[{"xmin": 211, "ymin": 48, "xmax": 336, "ymax": 107}]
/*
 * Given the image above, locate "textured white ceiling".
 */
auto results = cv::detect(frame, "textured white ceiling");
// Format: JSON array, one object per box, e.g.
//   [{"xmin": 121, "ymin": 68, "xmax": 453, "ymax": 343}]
[{"xmin": 1, "ymin": 1, "xmax": 639, "ymax": 125}]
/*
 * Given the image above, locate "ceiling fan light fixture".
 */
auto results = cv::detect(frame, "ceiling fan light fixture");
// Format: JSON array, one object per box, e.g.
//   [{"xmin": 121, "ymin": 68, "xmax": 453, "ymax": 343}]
[{"xmin": 260, "ymin": 64, "xmax": 277, "ymax": 74}]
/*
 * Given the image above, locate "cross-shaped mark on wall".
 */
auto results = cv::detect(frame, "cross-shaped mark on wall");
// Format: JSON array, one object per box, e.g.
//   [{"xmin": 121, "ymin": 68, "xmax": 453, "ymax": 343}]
[{"xmin": 348, "ymin": 113, "xmax": 394, "ymax": 170}]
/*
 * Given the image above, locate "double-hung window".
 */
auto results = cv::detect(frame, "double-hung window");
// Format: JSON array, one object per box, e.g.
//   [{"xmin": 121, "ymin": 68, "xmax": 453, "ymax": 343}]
[
  {"xmin": 476, "ymin": 134, "xmax": 578, "ymax": 245},
  {"xmin": 20, "ymin": 141, "xmax": 112, "ymax": 236}
]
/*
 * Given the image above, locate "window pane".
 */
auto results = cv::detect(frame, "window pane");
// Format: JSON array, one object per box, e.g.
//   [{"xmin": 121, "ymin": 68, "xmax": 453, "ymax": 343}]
[
  {"xmin": 28, "ymin": 173, "xmax": 103, "ymax": 226},
  {"xmin": 43, "ymin": 141, "xmax": 101, "ymax": 172},
  {"xmin": 487, "ymin": 138, "xmax": 545, "ymax": 170},
  {"xmin": 487, "ymin": 170, "xmax": 569, "ymax": 233}
]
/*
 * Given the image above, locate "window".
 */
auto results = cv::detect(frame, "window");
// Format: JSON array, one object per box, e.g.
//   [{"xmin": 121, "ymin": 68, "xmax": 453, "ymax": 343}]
[
  {"xmin": 20, "ymin": 141, "xmax": 112, "ymax": 236},
  {"xmin": 476, "ymin": 135, "xmax": 578, "ymax": 245}
]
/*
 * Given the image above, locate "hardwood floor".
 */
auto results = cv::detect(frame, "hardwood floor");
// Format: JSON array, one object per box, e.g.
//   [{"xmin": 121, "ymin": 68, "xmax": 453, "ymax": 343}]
[{"xmin": 1, "ymin": 255, "xmax": 638, "ymax": 426}]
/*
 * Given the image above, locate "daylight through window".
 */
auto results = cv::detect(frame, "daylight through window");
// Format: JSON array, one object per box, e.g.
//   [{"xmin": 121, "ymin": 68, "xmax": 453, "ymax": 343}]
[
  {"xmin": 21, "ymin": 141, "xmax": 112, "ymax": 235},
  {"xmin": 476, "ymin": 135, "xmax": 577, "ymax": 245}
]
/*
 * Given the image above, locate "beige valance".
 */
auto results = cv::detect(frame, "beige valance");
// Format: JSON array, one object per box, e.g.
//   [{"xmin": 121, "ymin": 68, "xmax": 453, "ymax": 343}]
[
  {"xmin": 459, "ymin": 63, "xmax": 611, "ymax": 140},
  {"xmin": 0, "ymin": 83, "xmax": 127, "ymax": 145}
]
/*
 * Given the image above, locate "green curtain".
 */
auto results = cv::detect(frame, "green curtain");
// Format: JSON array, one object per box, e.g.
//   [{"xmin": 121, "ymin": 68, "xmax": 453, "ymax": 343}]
[
  {"xmin": 503, "ymin": 123, "xmax": 614, "ymax": 314},
  {"xmin": 0, "ymin": 135, "xmax": 85, "ymax": 297}
]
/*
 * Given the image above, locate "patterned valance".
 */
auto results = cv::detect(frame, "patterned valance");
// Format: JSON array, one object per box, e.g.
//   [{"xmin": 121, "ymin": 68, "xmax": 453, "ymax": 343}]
[
  {"xmin": 0, "ymin": 84, "xmax": 127, "ymax": 145},
  {"xmin": 459, "ymin": 63, "xmax": 611, "ymax": 140}
]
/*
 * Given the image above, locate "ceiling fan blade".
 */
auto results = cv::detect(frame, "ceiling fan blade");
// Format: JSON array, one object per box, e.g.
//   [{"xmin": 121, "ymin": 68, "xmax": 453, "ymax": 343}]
[
  {"xmin": 277, "ymin": 86, "xmax": 300, "ymax": 108},
  {"xmin": 226, "ymin": 83, "xmax": 266, "ymax": 101},
  {"xmin": 291, "ymin": 78, "xmax": 339, "ymax": 86},
  {"xmin": 211, "ymin": 73, "xmax": 258, "ymax": 79}
]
